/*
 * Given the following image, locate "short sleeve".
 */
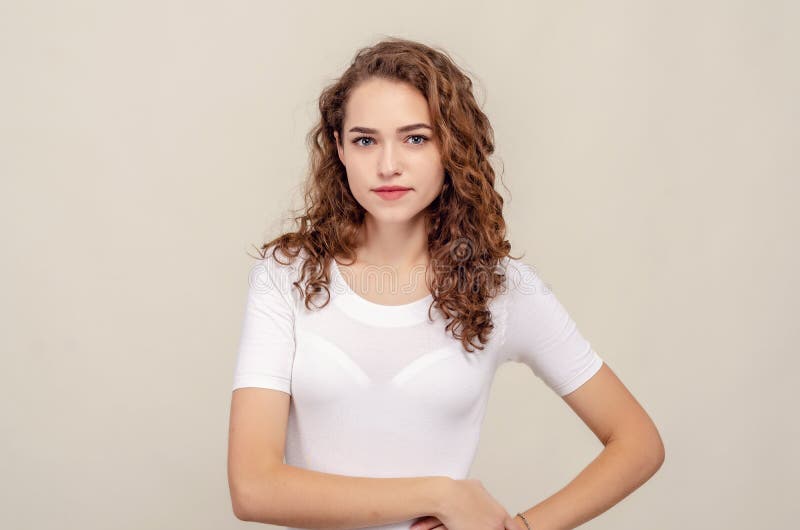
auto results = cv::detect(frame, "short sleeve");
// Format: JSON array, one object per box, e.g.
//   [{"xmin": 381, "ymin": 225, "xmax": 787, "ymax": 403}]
[
  {"xmin": 231, "ymin": 254, "xmax": 296, "ymax": 394},
  {"xmin": 499, "ymin": 259, "xmax": 603, "ymax": 396}
]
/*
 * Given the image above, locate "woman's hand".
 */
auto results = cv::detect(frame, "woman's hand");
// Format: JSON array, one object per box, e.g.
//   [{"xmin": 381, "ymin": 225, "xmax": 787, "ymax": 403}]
[
  {"xmin": 409, "ymin": 515, "xmax": 444, "ymax": 530},
  {"xmin": 412, "ymin": 478, "xmax": 523, "ymax": 530},
  {"xmin": 410, "ymin": 515, "xmax": 526, "ymax": 530}
]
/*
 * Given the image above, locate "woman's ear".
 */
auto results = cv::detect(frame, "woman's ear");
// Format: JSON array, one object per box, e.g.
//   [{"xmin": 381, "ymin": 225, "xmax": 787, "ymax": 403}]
[{"xmin": 333, "ymin": 130, "xmax": 345, "ymax": 165}]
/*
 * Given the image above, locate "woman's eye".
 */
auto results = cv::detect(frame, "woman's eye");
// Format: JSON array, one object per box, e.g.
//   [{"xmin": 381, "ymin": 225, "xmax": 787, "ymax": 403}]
[
  {"xmin": 351, "ymin": 135, "xmax": 429, "ymax": 147},
  {"xmin": 353, "ymin": 136, "xmax": 374, "ymax": 147}
]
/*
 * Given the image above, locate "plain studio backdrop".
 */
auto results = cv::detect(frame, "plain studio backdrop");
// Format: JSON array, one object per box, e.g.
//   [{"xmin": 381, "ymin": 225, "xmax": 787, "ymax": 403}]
[{"xmin": 1, "ymin": 1, "xmax": 797, "ymax": 529}]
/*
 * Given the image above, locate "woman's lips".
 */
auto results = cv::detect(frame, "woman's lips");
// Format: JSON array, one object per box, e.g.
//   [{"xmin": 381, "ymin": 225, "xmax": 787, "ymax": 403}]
[{"xmin": 373, "ymin": 189, "xmax": 411, "ymax": 200}]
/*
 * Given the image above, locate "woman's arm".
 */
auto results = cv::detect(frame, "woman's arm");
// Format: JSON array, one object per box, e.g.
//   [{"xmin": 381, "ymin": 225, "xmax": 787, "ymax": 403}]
[
  {"xmin": 229, "ymin": 388, "xmax": 453, "ymax": 528},
  {"xmin": 514, "ymin": 363, "xmax": 665, "ymax": 530},
  {"xmin": 238, "ymin": 464, "xmax": 452, "ymax": 529}
]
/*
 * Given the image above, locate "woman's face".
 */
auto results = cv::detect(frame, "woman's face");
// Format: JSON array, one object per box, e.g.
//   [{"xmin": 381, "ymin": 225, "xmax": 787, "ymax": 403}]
[{"xmin": 334, "ymin": 77, "xmax": 445, "ymax": 226}]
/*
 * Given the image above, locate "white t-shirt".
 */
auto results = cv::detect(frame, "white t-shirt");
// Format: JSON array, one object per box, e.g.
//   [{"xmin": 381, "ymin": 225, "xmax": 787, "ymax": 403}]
[{"xmin": 232, "ymin": 248, "xmax": 603, "ymax": 530}]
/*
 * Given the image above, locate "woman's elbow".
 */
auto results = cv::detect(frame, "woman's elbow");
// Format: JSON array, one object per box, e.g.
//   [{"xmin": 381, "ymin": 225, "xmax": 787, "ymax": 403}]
[{"xmin": 641, "ymin": 426, "xmax": 666, "ymax": 474}]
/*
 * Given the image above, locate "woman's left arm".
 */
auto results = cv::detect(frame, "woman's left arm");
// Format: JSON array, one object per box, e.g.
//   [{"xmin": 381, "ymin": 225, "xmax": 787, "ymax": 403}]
[{"xmin": 516, "ymin": 362, "xmax": 665, "ymax": 530}]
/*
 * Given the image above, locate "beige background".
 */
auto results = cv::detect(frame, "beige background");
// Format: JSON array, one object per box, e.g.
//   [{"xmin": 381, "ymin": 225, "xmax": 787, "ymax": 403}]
[{"xmin": 2, "ymin": 1, "xmax": 797, "ymax": 528}]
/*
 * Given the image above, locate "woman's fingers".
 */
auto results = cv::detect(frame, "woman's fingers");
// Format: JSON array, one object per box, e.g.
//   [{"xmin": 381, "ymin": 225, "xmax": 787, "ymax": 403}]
[
  {"xmin": 410, "ymin": 516, "xmax": 445, "ymax": 530},
  {"xmin": 504, "ymin": 513, "xmax": 525, "ymax": 530}
]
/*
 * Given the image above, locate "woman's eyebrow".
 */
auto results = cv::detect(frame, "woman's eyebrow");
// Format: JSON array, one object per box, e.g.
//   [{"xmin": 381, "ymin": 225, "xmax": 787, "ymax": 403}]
[{"xmin": 347, "ymin": 123, "xmax": 432, "ymax": 134}]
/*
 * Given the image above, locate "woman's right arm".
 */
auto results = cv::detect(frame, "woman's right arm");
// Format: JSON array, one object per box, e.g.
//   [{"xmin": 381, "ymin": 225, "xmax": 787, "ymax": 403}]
[
  {"xmin": 228, "ymin": 387, "xmax": 452, "ymax": 528},
  {"xmin": 239, "ymin": 463, "xmax": 452, "ymax": 528}
]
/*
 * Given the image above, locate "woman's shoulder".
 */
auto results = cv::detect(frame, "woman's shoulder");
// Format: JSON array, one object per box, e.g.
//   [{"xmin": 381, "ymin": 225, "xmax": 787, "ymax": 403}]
[
  {"xmin": 251, "ymin": 243, "xmax": 308, "ymax": 291},
  {"xmin": 498, "ymin": 255, "xmax": 548, "ymax": 293},
  {"xmin": 500, "ymin": 254, "xmax": 542, "ymax": 272}
]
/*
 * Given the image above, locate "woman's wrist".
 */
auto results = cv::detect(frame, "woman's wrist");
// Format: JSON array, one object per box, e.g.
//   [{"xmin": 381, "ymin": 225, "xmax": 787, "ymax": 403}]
[
  {"xmin": 427, "ymin": 476, "xmax": 455, "ymax": 520},
  {"xmin": 515, "ymin": 511, "xmax": 532, "ymax": 530}
]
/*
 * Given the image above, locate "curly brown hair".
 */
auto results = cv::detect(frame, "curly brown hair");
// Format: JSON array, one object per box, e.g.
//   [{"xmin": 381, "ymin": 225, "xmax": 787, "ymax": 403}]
[{"xmin": 252, "ymin": 36, "xmax": 522, "ymax": 353}]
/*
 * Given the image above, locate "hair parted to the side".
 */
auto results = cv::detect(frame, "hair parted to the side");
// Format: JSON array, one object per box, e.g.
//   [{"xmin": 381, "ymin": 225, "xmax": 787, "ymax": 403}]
[{"xmin": 252, "ymin": 36, "xmax": 522, "ymax": 353}]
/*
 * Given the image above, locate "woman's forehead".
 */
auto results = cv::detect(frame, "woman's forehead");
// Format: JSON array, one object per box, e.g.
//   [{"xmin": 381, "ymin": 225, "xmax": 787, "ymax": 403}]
[{"xmin": 344, "ymin": 79, "xmax": 430, "ymax": 128}]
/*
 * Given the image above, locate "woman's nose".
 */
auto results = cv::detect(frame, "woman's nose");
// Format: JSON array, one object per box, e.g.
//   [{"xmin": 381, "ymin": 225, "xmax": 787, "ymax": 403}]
[{"xmin": 377, "ymin": 143, "xmax": 401, "ymax": 177}]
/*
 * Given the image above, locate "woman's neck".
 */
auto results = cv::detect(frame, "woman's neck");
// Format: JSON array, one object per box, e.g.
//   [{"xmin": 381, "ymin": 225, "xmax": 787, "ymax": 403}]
[{"xmin": 352, "ymin": 214, "xmax": 429, "ymax": 269}]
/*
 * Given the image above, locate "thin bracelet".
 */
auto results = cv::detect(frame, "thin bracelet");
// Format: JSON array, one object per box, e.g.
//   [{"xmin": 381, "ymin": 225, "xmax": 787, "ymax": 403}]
[{"xmin": 515, "ymin": 512, "xmax": 532, "ymax": 530}]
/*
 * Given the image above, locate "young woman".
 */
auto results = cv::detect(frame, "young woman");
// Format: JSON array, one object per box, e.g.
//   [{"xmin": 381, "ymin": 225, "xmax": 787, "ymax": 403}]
[{"xmin": 228, "ymin": 37, "xmax": 664, "ymax": 530}]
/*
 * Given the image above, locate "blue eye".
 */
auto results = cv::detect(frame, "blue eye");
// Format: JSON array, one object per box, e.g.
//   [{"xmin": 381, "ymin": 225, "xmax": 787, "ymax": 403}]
[
  {"xmin": 353, "ymin": 136, "xmax": 374, "ymax": 147},
  {"xmin": 351, "ymin": 135, "xmax": 429, "ymax": 147}
]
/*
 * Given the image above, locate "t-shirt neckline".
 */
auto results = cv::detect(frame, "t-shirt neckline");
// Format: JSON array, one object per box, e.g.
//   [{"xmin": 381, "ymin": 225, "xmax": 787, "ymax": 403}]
[{"xmin": 329, "ymin": 258, "xmax": 435, "ymax": 326}]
